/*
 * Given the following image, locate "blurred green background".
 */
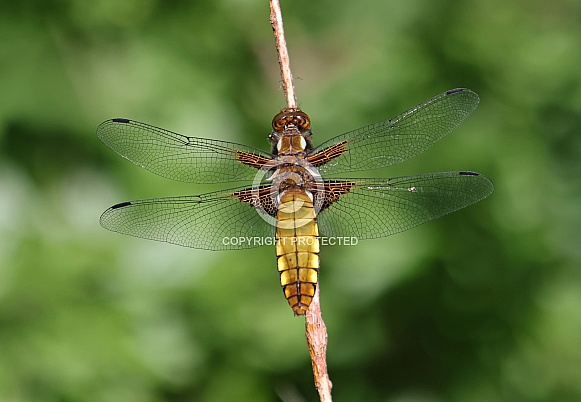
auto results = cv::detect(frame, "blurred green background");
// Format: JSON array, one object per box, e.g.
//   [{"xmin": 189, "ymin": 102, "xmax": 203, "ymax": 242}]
[{"xmin": 1, "ymin": 0, "xmax": 580, "ymax": 401}]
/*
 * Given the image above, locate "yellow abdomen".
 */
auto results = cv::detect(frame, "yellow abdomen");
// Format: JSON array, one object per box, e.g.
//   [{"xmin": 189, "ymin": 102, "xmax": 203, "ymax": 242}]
[{"xmin": 276, "ymin": 190, "xmax": 320, "ymax": 315}]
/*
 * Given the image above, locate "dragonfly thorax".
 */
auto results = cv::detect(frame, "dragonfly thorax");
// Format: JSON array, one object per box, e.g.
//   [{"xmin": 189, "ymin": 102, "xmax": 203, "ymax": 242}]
[
  {"xmin": 275, "ymin": 134, "xmax": 307, "ymax": 155},
  {"xmin": 270, "ymin": 165, "xmax": 317, "ymax": 187}
]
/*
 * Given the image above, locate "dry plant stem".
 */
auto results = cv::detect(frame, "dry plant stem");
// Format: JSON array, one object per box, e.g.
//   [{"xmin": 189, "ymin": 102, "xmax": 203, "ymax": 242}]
[
  {"xmin": 305, "ymin": 286, "xmax": 333, "ymax": 401},
  {"xmin": 269, "ymin": 1, "xmax": 332, "ymax": 400},
  {"xmin": 269, "ymin": 0, "xmax": 297, "ymax": 109}
]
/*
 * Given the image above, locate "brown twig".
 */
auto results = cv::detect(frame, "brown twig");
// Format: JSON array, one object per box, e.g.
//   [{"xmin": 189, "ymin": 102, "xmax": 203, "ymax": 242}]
[
  {"xmin": 269, "ymin": 0, "xmax": 297, "ymax": 109},
  {"xmin": 305, "ymin": 285, "xmax": 333, "ymax": 401},
  {"xmin": 269, "ymin": 1, "xmax": 332, "ymax": 401}
]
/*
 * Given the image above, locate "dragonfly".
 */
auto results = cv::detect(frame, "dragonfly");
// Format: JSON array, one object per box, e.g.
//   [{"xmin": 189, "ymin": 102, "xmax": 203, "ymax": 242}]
[{"xmin": 98, "ymin": 88, "xmax": 493, "ymax": 315}]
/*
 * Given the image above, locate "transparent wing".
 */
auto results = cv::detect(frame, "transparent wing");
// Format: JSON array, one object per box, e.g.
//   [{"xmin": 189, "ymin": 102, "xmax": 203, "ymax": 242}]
[
  {"xmin": 317, "ymin": 171, "xmax": 493, "ymax": 239},
  {"xmin": 100, "ymin": 186, "xmax": 277, "ymax": 250},
  {"xmin": 97, "ymin": 118, "xmax": 273, "ymax": 183},
  {"xmin": 310, "ymin": 88, "xmax": 480, "ymax": 175}
]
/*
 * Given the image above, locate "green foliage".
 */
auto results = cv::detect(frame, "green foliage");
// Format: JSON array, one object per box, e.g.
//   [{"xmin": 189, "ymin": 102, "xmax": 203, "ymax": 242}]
[{"xmin": 1, "ymin": 0, "xmax": 580, "ymax": 401}]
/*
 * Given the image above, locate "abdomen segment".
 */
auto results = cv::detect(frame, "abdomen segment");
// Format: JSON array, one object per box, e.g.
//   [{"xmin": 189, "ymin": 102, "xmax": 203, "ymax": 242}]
[{"xmin": 276, "ymin": 190, "xmax": 320, "ymax": 315}]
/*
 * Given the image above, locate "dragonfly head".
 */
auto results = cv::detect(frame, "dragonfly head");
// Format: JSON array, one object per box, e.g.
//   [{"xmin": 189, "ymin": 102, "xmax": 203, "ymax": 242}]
[
  {"xmin": 272, "ymin": 108, "xmax": 311, "ymax": 132},
  {"xmin": 270, "ymin": 108, "xmax": 313, "ymax": 155}
]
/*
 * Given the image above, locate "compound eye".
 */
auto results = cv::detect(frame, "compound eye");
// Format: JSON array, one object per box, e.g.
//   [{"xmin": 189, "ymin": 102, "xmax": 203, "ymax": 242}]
[
  {"xmin": 271, "ymin": 108, "xmax": 311, "ymax": 132},
  {"xmin": 272, "ymin": 111, "xmax": 288, "ymax": 132},
  {"xmin": 294, "ymin": 111, "xmax": 311, "ymax": 131}
]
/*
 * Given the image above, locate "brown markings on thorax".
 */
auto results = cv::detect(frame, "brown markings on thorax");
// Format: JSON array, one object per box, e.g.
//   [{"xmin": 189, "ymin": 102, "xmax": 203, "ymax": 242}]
[{"xmin": 276, "ymin": 135, "xmax": 308, "ymax": 156}]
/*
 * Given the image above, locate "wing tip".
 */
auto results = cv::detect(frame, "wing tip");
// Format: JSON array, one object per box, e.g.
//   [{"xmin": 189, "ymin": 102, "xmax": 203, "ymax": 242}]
[
  {"xmin": 96, "ymin": 118, "xmax": 131, "ymax": 136},
  {"xmin": 445, "ymin": 87, "xmax": 479, "ymax": 102},
  {"xmin": 458, "ymin": 171, "xmax": 495, "ymax": 195},
  {"xmin": 111, "ymin": 118, "xmax": 131, "ymax": 124},
  {"xmin": 446, "ymin": 88, "xmax": 467, "ymax": 95},
  {"xmin": 110, "ymin": 201, "xmax": 132, "ymax": 209}
]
